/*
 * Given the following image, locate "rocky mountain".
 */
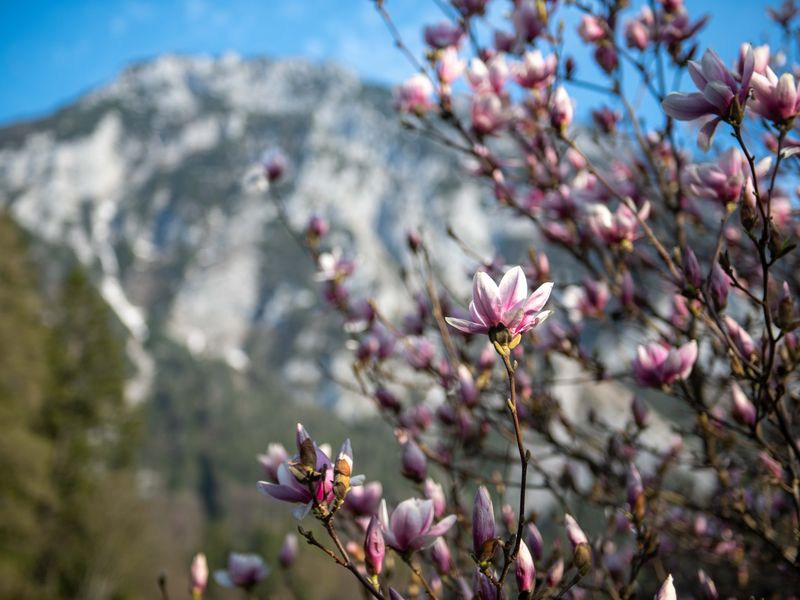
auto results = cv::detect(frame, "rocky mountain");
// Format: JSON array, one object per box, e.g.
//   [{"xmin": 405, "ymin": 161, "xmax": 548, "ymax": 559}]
[{"xmin": 0, "ymin": 53, "xmax": 515, "ymax": 418}]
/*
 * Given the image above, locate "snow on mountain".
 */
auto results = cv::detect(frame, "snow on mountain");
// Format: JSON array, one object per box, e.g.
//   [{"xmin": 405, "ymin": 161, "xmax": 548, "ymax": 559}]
[{"xmin": 0, "ymin": 53, "xmax": 516, "ymax": 414}]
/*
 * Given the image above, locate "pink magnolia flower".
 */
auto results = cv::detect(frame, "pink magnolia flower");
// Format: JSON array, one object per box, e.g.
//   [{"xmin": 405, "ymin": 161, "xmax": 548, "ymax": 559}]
[
  {"xmin": 585, "ymin": 201, "xmax": 650, "ymax": 249},
  {"xmin": 437, "ymin": 46, "xmax": 465, "ymax": 85},
  {"xmin": 257, "ymin": 425, "xmax": 364, "ymax": 519},
  {"xmin": 424, "ymin": 21, "xmax": 464, "ymax": 49},
  {"xmin": 750, "ymin": 67, "xmax": 800, "ymax": 124},
  {"xmin": 625, "ymin": 8, "xmax": 653, "ymax": 50},
  {"xmin": 316, "ymin": 248, "xmax": 355, "ymax": 282},
  {"xmin": 258, "ymin": 443, "xmax": 289, "ymax": 482},
  {"xmin": 513, "ymin": 50, "xmax": 556, "ymax": 89},
  {"xmin": 378, "ymin": 498, "xmax": 457, "ymax": 552},
  {"xmin": 445, "ymin": 266, "xmax": 553, "ymax": 345},
  {"xmin": 344, "ymin": 481, "xmax": 383, "ymax": 516},
  {"xmin": 512, "ymin": 0, "xmax": 545, "ymax": 42},
  {"xmin": 214, "ymin": 553, "xmax": 269, "ymax": 589},
  {"xmin": 662, "ymin": 46, "xmax": 754, "ymax": 149},
  {"xmin": 550, "ymin": 86, "xmax": 574, "ymax": 132},
  {"xmin": 190, "ymin": 553, "xmax": 208, "ymax": 598},
  {"xmin": 471, "ymin": 92, "xmax": 506, "ymax": 135},
  {"xmin": 394, "ymin": 74, "xmax": 435, "ymax": 114},
  {"xmin": 592, "ymin": 106, "xmax": 621, "ymax": 133},
  {"xmin": 453, "ymin": 0, "xmax": 488, "ymax": 17},
  {"xmin": 683, "ymin": 147, "xmax": 745, "ymax": 206},
  {"xmin": 632, "ymin": 340, "xmax": 698, "ymax": 387},
  {"xmin": 737, "ymin": 43, "xmax": 769, "ymax": 77},
  {"xmin": 578, "ymin": 15, "xmax": 607, "ymax": 42},
  {"xmin": 658, "ymin": 6, "xmax": 708, "ymax": 45},
  {"xmin": 487, "ymin": 54, "xmax": 510, "ymax": 93}
]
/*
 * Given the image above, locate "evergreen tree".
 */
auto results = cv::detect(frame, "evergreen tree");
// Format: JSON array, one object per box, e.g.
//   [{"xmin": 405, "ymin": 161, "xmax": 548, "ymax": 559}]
[{"xmin": 0, "ymin": 213, "xmax": 54, "ymax": 598}]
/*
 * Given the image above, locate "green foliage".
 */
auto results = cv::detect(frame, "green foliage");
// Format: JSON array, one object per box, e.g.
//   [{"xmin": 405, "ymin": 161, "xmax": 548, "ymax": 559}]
[{"xmin": 0, "ymin": 213, "xmax": 155, "ymax": 599}]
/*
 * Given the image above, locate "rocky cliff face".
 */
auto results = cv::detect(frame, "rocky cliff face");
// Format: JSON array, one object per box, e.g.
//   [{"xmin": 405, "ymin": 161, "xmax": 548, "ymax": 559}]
[{"xmin": 0, "ymin": 54, "xmax": 510, "ymax": 416}]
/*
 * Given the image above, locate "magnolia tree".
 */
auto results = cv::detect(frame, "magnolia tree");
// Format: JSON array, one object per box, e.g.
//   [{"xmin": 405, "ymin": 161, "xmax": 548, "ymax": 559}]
[{"xmin": 188, "ymin": 0, "xmax": 800, "ymax": 598}]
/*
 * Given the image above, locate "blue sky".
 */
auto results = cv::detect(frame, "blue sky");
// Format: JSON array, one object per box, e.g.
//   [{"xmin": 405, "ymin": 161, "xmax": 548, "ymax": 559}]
[{"xmin": 0, "ymin": 0, "xmax": 777, "ymax": 126}]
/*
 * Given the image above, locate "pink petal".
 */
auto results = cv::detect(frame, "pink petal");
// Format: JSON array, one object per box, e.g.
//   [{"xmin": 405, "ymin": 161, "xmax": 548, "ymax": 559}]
[
  {"xmin": 687, "ymin": 60, "xmax": 708, "ymax": 90},
  {"xmin": 697, "ymin": 117, "xmax": 722, "ymax": 152},
  {"xmin": 678, "ymin": 340, "xmax": 698, "ymax": 379},
  {"xmin": 258, "ymin": 481, "xmax": 309, "ymax": 503},
  {"xmin": 524, "ymin": 281, "xmax": 554, "ymax": 314},
  {"xmin": 445, "ymin": 317, "xmax": 487, "ymax": 334},
  {"xmin": 472, "ymin": 271, "xmax": 502, "ymax": 325},
  {"xmin": 702, "ymin": 81, "xmax": 733, "ymax": 109},
  {"xmin": 662, "ymin": 93, "xmax": 715, "ymax": 120},
  {"xmin": 498, "ymin": 266, "xmax": 528, "ymax": 312},
  {"xmin": 428, "ymin": 514, "xmax": 457, "ymax": 537}
]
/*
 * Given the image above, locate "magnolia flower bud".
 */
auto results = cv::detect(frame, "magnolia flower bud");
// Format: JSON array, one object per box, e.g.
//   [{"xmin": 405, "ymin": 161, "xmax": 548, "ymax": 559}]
[
  {"xmin": 550, "ymin": 86, "xmax": 573, "ymax": 132},
  {"xmin": 431, "ymin": 537, "xmax": 453, "ymax": 574},
  {"xmin": 190, "ymin": 553, "xmax": 208, "ymax": 599},
  {"xmin": 401, "ymin": 440, "xmax": 427, "ymax": 482},
  {"xmin": 305, "ymin": 214, "xmax": 328, "ymax": 239},
  {"xmin": 424, "ymin": 478, "xmax": 446, "ymax": 518},
  {"xmin": 682, "ymin": 246, "xmax": 702, "ymax": 291},
  {"xmin": 546, "ymin": 557, "xmax": 564, "ymax": 588},
  {"xmin": 565, "ymin": 514, "xmax": 592, "ymax": 576},
  {"xmin": 458, "ymin": 364, "xmax": 479, "ymax": 407},
  {"xmin": 473, "ymin": 486, "xmax": 497, "ymax": 562},
  {"xmin": 709, "ymin": 264, "xmax": 731, "ymax": 311},
  {"xmin": 778, "ymin": 281, "xmax": 796, "ymax": 330},
  {"xmin": 375, "ymin": 388, "xmax": 401, "ymax": 413},
  {"xmin": 365, "ymin": 515, "xmax": 385, "ymax": 577},
  {"xmin": 621, "ymin": 271, "xmax": 635, "ymax": 307},
  {"xmin": 627, "ymin": 463, "xmax": 645, "ymax": 521},
  {"xmin": 263, "ymin": 151, "xmax": 287, "ymax": 183},
  {"xmin": 655, "ymin": 574, "xmax": 676, "ymax": 600},
  {"xmin": 516, "ymin": 540, "xmax": 536, "ymax": 595},
  {"xmin": 594, "ymin": 43, "xmax": 619, "ymax": 74},
  {"xmin": 698, "ymin": 569, "xmax": 718, "ymax": 600},
  {"xmin": 279, "ymin": 533, "xmax": 298, "ymax": 569},
  {"xmin": 631, "ymin": 396, "xmax": 649, "ymax": 428},
  {"xmin": 730, "ymin": 383, "xmax": 756, "ymax": 427},
  {"xmin": 526, "ymin": 523, "xmax": 544, "ymax": 560},
  {"xmin": 564, "ymin": 514, "xmax": 588, "ymax": 549}
]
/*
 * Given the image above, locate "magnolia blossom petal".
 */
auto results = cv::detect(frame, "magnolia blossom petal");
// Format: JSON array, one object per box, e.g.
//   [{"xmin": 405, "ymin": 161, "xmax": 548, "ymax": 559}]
[
  {"xmin": 427, "ymin": 514, "xmax": 457, "ymax": 538},
  {"xmin": 473, "ymin": 271, "xmax": 502, "ymax": 325},
  {"xmin": 677, "ymin": 340, "xmax": 699, "ymax": 379},
  {"xmin": 257, "ymin": 481, "xmax": 309, "ymax": 503},
  {"xmin": 697, "ymin": 117, "xmax": 722, "ymax": 151},
  {"xmin": 662, "ymin": 92, "xmax": 716, "ymax": 120},
  {"xmin": 524, "ymin": 282, "xmax": 555, "ymax": 314},
  {"xmin": 445, "ymin": 316, "xmax": 487, "ymax": 334},
  {"xmin": 498, "ymin": 266, "xmax": 529, "ymax": 312}
]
